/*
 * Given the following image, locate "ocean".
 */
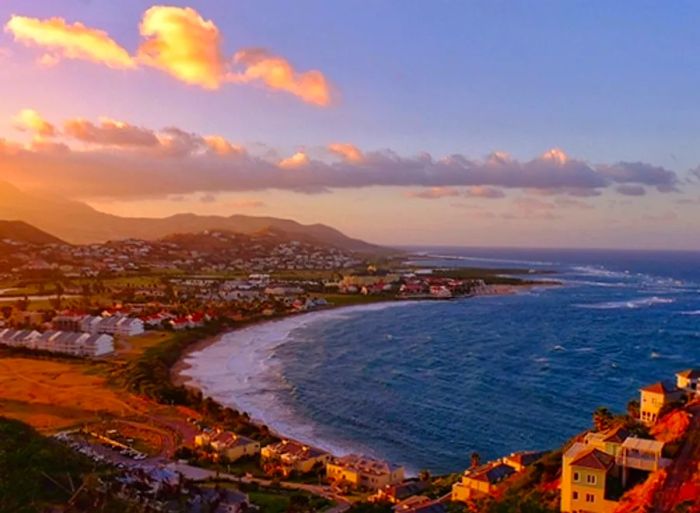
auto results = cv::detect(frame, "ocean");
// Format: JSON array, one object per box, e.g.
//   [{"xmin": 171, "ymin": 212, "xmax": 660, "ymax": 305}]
[{"xmin": 181, "ymin": 247, "xmax": 700, "ymax": 475}]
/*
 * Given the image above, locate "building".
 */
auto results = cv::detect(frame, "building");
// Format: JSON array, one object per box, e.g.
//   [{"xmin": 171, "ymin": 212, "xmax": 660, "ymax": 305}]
[
  {"xmin": 675, "ymin": 369, "xmax": 700, "ymax": 395},
  {"xmin": 194, "ymin": 431, "xmax": 260, "ymax": 462},
  {"xmin": 0, "ymin": 328, "xmax": 113, "ymax": 356},
  {"xmin": 561, "ymin": 444, "xmax": 618, "ymax": 513},
  {"xmin": 371, "ymin": 481, "xmax": 428, "ymax": 504},
  {"xmin": 584, "ymin": 425, "xmax": 630, "ymax": 458},
  {"xmin": 451, "ymin": 462, "xmax": 516, "ymax": 502},
  {"xmin": 327, "ymin": 454, "xmax": 405, "ymax": 491},
  {"xmin": 261, "ymin": 440, "xmax": 330, "ymax": 476},
  {"xmin": 561, "ymin": 429, "xmax": 669, "ymax": 513},
  {"xmin": 393, "ymin": 496, "xmax": 447, "ymax": 513},
  {"xmin": 639, "ymin": 381, "xmax": 683, "ymax": 425},
  {"xmin": 502, "ymin": 450, "xmax": 547, "ymax": 472}
]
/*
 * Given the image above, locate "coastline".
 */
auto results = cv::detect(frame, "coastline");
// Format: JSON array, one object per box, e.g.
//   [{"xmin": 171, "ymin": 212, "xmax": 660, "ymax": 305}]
[{"xmin": 171, "ymin": 284, "xmax": 546, "ymax": 460}]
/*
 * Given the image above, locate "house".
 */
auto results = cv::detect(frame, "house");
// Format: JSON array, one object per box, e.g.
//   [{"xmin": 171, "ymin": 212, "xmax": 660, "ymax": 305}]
[
  {"xmin": 393, "ymin": 496, "xmax": 447, "ymax": 513},
  {"xmin": 261, "ymin": 440, "xmax": 330, "ymax": 476},
  {"xmin": 194, "ymin": 431, "xmax": 260, "ymax": 462},
  {"xmin": 584, "ymin": 425, "xmax": 630, "ymax": 458},
  {"xmin": 675, "ymin": 368, "xmax": 700, "ymax": 395},
  {"xmin": 639, "ymin": 381, "xmax": 683, "ymax": 425},
  {"xmin": 501, "ymin": 450, "xmax": 547, "ymax": 472},
  {"xmin": 326, "ymin": 454, "xmax": 405, "ymax": 491},
  {"xmin": 561, "ymin": 429, "xmax": 669, "ymax": 513},
  {"xmin": 451, "ymin": 462, "xmax": 516, "ymax": 502},
  {"xmin": 561, "ymin": 444, "xmax": 618, "ymax": 513},
  {"xmin": 371, "ymin": 480, "xmax": 428, "ymax": 504}
]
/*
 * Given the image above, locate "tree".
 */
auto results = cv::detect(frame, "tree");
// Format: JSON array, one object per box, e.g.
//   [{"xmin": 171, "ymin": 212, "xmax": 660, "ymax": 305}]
[
  {"xmin": 418, "ymin": 469, "xmax": 432, "ymax": 482},
  {"xmin": 626, "ymin": 400, "xmax": 640, "ymax": 419},
  {"xmin": 592, "ymin": 406, "xmax": 614, "ymax": 432},
  {"xmin": 470, "ymin": 451, "xmax": 481, "ymax": 469}
]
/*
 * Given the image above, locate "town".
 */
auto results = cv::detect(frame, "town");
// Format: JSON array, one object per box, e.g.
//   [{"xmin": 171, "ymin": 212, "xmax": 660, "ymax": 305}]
[{"xmin": 1, "ymin": 229, "xmax": 697, "ymax": 513}]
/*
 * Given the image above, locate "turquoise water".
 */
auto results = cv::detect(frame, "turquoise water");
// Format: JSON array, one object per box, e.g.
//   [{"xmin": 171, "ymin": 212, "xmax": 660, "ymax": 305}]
[{"xmin": 270, "ymin": 249, "xmax": 700, "ymax": 473}]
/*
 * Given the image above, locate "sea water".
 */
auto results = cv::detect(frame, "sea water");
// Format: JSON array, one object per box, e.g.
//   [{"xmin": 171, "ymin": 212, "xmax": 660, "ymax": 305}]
[{"xmin": 183, "ymin": 248, "xmax": 700, "ymax": 474}]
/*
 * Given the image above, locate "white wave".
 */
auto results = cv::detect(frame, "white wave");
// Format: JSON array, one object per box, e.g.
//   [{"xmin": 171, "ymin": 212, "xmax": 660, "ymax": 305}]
[
  {"xmin": 419, "ymin": 253, "xmax": 555, "ymax": 266},
  {"xmin": 574, "ymin": 296, "xmax": 675, "ymax": 310},
  {"xmin": 570, "ymin": 265, "xmax": 633, "ymax": 279},
  {"xmin": 180, "ymin": 301, "xmax": 421, "ymax": 458},
  {"xmin": 680, "ymin": 310, "xmax": 700, "ymax": 316}
]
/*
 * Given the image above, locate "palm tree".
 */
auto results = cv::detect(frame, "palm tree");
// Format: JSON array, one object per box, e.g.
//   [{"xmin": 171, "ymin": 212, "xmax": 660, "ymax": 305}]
[
  {"xmin": 470, "ymin": 451, "xmax": 481, "ymax": 469},
  {"xmin": 593, "ymin": 406, "xmax": 614, "ymax": 431}
]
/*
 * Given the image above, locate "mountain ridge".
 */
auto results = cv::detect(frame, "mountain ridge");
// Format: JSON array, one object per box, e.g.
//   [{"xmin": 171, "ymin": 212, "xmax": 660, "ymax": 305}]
[{"xmin": 0, "ymin": 181, "xmax": 390, "ymax": 254}]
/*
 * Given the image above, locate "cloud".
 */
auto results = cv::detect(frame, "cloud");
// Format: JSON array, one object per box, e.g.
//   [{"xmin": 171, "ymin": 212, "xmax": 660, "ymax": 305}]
[
  {"xmin": 230, "ymin": 48, "xmax": 332, "ymax": 106},
  {"xmin": 406, "ymin": 187, "xmax": 460, "ymax": 199},
  {"xmin": 598, "ymin": 162, "xmax": 678, "ymax": 191},
  {"xmin": 13, "ymin": 109, "xmax": 56, "ymax": 137},
  {"xmin": 5, "ymin": 7, "xmax": 332, "ymax": 106},
  {"xmin": 0, "ymin": 114, "xmax": 684, "ymax": 200},
  {"xmin": 328, "ymin": 143, "xmax": 364, "ymax": 163},
  {"xmin": 554, "ymin": 198, "xmax": 594, "ymax": 209},
  {"xmin": 464, "ymin": 186, "xmax": 505, "ymax": 199},
  {"xmin": 615, "ymin": 184, "xmax": 646, "ymax": 196},
  {"xmin": 137, "ymin": 6, "xmax": 224, "ymax": 89},
  {"xmin": 228, "ymin": 199, "xmax": 266, "ymax": 209},
  {"xmin": 279, "ymin": 151, "xmax": 310, "ymax": 169},
  {"xmin": 5, "ymin": 15, "xmax": 135, "ymax": 69},
  {"xmin": 199, "ymin": 193, "xmax": 217, "ymax": 203},
  {"xmin": 64, "ymin": 118, "xmax": 159, "ymax": 147},
  {"xmin": 204, "ymin": 135, "xmax": 244, "ymax": 155}
]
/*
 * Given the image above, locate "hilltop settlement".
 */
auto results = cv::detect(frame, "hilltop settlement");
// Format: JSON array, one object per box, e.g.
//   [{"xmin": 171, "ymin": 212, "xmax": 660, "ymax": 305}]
[{"xmin": 0, "ymin": 222, "xmax": 697, "ymax": 513}]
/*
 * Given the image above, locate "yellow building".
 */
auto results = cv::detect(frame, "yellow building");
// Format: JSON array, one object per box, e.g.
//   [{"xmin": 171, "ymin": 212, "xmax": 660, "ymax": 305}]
[
  {"xmin": 675, "ymin": 369, "xmax": 700, "ymax": 394},
  {"xmin": 194, "ymin": 431, "xmax": 260, "ymax": 462},
  {"xmin": 561, "ymin": 444, "xmax": 618, "ymax": 513},
  {"xmin": 326, "ymin": 454, "xmax": 405, "ymax": 491},
  {"xmin": 584, "ymin": 425, "xmax": 629, "ymax": 458},
  {"xmin": 451, "ymin": 462, "xmax": 516, "ymax": 502},
  {"xmin": 639, "ymin": 381, "xmax": 682, "ymax": 425},
  {"xmin": 261, "ymin": 440, "xmax": 330, "ymax": 476}
]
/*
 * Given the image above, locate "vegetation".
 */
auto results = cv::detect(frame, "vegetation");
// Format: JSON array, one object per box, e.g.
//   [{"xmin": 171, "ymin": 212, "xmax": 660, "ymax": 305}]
[
  {"xmin": 0, "ymin": 416, "xmax": 95, "ymax": 512},
  {"xmin": 430, "ymin": 268, "xmax": 558, "ymax": 286},
  {"xmin": 115, "ymin": 322, "xmax": 277, "ymax": 443}
]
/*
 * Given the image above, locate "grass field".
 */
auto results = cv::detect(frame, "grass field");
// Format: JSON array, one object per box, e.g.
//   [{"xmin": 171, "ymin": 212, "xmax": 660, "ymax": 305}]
[{"xmin": 0, "ymin": 358, "xmax": 135, "ymax": 431}]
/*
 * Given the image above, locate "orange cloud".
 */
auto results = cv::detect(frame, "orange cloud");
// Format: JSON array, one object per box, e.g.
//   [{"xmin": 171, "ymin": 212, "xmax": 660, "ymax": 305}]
[
  {"xmin": 464, "ymin": 186, "xmax": 505, "ymax": 199},
  {"xmin": 13, "ymin": 109, "xmax": 56, "ymax": 137},
  {"xmin": 204, "ymin": 135, "xmax": 244, "ymax": 155},
  {"xmin": 279, "ymin": 151, "xmax": 310, "ymax": 169},
  {"xmin": 5, "ymin": 8, "xmax": 332, "ymax": 106},
  {"xmin": 231, "ymin": 49, "xmax": 331, "ymax": 106},
  {"xmin": 64, "ymin": 118, "xmax": 159, "ymax": 147},
  {"xmin": 541, "ymin": 148, "xmax": 569, "ymax": 165},
  {"xmin": 137, "ymin": 6, "xmax": 225, "ymax": 89},
  {"xmin": 329, "ymin": 143, "xmax": 364, "ymax": 163},
  {"xmin": 5, "ymin": 15, "xmax": 134, "ymax": 69},
  {"xmin": 406, "ymin": 187, "xmax": 460, "ymax": 199}
]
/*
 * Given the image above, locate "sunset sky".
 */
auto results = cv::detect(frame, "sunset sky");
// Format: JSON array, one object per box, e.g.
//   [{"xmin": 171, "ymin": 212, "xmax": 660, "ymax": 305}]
[{"xmin": 1, "ymin": 1, "xmax": 700, "ymax": 249}]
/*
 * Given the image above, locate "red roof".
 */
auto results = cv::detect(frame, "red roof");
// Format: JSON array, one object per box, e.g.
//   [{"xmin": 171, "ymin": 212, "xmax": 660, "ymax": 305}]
[
  {"xmin": 641, "ymin": 382, "xmax": 678, "ymax": 395},
  {"xmin": 571, "ymin": 448, "xmax": 615, "ymax": 471}
]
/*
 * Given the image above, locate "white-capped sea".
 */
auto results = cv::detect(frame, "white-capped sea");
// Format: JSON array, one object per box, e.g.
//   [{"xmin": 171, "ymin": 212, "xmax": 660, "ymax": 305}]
[{"xmin": 182, "ymin": 248, "xmax": 700, "ymax": 475}]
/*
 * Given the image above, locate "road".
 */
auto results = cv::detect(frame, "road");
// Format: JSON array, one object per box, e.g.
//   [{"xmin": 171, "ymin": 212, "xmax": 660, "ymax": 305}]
[{"xmin": 167, "ymin": 462, "xmax": 352, "ymax": 512}]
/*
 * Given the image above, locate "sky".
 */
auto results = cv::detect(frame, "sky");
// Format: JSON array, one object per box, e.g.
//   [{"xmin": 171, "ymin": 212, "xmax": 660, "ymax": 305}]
[{"xmin": 1, "ymin": 0, "xmax": 700, "ymax": 249}]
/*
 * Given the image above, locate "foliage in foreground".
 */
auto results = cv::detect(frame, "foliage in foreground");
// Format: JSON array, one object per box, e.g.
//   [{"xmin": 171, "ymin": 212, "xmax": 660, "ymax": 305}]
[{"xmin": 0, "ymin": 416, "xmax": 94, "ymax": 513}]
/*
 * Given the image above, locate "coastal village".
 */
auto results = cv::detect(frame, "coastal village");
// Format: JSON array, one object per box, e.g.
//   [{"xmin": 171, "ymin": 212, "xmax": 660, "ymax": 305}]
[{"xmin": 0, "ymin": 229, "xmax": 698, "ymax": 513}]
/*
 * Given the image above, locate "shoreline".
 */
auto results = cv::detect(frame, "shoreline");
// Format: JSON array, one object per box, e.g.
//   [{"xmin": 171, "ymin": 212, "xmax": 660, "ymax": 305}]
[
  {"xmin": 171, "ymin": 282, "xmax": 545, "ymax": 390},
  {"xmin": 171, "ymin": 285, "xmax": 548, "ymax": 460}
]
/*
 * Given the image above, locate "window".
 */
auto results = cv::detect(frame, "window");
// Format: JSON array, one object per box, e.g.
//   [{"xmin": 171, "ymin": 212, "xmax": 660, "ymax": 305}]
[
  {"xmin": 586, "ymin": 493, "xmax": 595, "ymax": 503},
  {"xmin": 572, "ymin": 491, "xmax": 578, "ymax": 500},
  {"xmin": 586, "ymin": 474, "xmax": 596, "ymax": 484},
  {"xmin": 573, "ymin": 472, "xmax": 579, "ymax": 481}
]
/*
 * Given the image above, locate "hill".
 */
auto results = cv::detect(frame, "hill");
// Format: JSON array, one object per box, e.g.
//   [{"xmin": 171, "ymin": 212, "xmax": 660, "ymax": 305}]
[
  {"xmin": 0, "ymin": 181, "xmax": 390, "ymax": 254},
  {"xmin": 0, "ymin": 220, "xmax": 65, "ymax": 245}
]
